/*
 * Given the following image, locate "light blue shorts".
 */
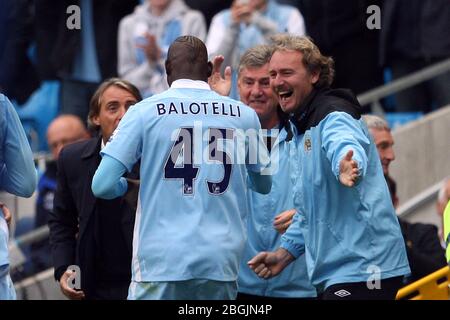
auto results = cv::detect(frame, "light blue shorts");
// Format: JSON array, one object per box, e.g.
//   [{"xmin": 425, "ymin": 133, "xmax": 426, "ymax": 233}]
[
  {"xmin": 128, "ymin": 279, "xmax": 237, "ymax": 300},
  {"xmin": 0, "ymin": 265, "xmax": 16, "ymax": 300}
]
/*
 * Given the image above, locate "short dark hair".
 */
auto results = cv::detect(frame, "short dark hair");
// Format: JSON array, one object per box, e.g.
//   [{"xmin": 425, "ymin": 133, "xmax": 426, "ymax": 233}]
[{"xmin": 167, "ymin": 35, "xmax": 208, "ymax": 66}]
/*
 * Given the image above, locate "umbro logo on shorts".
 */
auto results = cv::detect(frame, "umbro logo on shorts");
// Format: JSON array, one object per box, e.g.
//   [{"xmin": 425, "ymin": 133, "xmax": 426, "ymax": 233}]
[{"xmin": 334, "ymin": 289, "xmax": 351, "ymax": 297}]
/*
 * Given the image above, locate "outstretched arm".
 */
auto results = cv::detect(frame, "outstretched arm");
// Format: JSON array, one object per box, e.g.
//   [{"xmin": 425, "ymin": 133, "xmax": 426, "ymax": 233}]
[{"xmin": 321, "ymin": 112, "xmax": 369, "ymax": 186}]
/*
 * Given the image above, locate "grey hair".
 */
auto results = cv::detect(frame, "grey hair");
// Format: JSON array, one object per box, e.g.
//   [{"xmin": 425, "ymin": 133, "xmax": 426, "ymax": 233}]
[
  {"xmin": 238, "ymin": 44, "xmax": 274, "ymax": 76},
  {"xmin": 362, "ymin": 115, "xmax": 391, "ymax": 131}
]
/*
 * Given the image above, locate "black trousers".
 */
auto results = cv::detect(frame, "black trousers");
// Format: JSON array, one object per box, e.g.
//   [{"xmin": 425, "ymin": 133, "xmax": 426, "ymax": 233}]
[
  {"xmin": 322, "ymin": 276, "xmax": 403, "ymax": 300},
  {"xmin": 237, "ymin": 292, "xmax": 317, "ymax": 301},
  {"xmin": 88, "ymin": 280, "xmax": 130, "ymax": 300}
]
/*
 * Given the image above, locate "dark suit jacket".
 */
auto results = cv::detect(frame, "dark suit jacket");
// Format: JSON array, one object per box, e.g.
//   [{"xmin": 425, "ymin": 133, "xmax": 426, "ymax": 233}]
[
  {"xmin": 399, "ymin": 219, "xmax": 447, "ymax": 283},
  {"xmin": 48, "ymin": 136, "xmax": 138, "ymax": 298}
]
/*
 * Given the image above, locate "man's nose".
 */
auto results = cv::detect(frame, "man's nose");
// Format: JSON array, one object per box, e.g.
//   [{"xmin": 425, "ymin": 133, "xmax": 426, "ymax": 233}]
[
  {"xmin": 251, "ymin": 84, "xmax": 263, "ymax": 96},
  {"xmin": 118, "ymin": 106, "xmax": 127, "ymax": 120},
  {"xmin": 387, "ymin": 146, "xmax": 395, "ymax": 161}
]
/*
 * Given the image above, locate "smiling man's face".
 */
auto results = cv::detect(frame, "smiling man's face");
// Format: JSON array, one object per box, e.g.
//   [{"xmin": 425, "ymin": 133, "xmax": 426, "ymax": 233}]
[
  {"xmin": 269, "ymin": 49, "xmax": 318, "ymax": 114},
  {"xmin": 238, "ymin": 63, "xmax": 279, "ymax": 129}
]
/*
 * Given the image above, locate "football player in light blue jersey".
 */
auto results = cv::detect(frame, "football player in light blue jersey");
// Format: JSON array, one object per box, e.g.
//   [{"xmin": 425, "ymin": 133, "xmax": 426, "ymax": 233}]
[
  {"xmin": 0, "ymin": 94, "xmax": 37, "ymax": 300},
  {"xmin": 92, "ymin": 36, "xmax": 271, "ymax": 300}
]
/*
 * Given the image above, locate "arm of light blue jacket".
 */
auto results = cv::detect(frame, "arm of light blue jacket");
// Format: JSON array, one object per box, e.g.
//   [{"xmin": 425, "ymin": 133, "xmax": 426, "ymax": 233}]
[
  {"xmin": 321, "ymin": 112, "xmax": 370, "ymax": 181},
  {"xmin": 245, "ymin": 119, "xmax": 272, "ymax": 194},
  {"xmin": 0, "ymin": 96, "xmax": 37, "ymax": 197},
  {"xmin": 91, "ymin": 154, "xmax": 128, "ymax": 199},
  {"xmin": 280, "ymin": 212, "xmax": 306, "ymax": 258}
]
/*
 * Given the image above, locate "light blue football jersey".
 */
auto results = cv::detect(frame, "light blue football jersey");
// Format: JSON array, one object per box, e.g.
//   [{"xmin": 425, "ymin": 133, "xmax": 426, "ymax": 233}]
[{"xmin": 102, "ymin": 79, "xmax": 270, "ymax": 282}]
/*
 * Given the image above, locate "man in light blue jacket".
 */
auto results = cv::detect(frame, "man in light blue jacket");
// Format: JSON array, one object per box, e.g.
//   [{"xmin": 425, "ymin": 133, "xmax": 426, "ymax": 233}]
[
  {"xmin": 248, "ymin": 35, "xmax": 410, "ymax": 300},
  {"xmin": 0, "ymin": 94, "xmax": 37, "ymax": 300}
]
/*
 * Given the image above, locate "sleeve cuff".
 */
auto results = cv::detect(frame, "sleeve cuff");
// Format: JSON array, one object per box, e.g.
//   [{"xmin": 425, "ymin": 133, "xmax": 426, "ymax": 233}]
[{"xmin": 280, "ymin": 239, "xmax": 304, "ymax": 259}]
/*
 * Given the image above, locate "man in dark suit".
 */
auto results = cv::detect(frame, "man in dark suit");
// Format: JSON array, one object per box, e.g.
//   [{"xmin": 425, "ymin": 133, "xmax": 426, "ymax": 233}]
[{"xmin": 48, "ymin": 78, "xmax": 142, "ymax": 300}]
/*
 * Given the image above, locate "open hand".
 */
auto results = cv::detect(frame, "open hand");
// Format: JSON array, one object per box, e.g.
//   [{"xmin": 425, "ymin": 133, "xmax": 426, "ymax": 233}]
[
  {"xmin": 208, "ymin": 55, "xmax": 232, "ymax": 96},
  {"xmin": 60, "ymin": 269, "xmax": 85, "ymax": 300},
  {"xmin": 339, "ymin": 150, "xmax": 360, "ymax": 187}
]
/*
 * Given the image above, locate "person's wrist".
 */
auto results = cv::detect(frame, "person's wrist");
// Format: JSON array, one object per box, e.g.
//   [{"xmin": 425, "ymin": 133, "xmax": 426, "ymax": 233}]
[{"xmin": 275, "ymin": 247, "xmax": 294, "ymax": 265}]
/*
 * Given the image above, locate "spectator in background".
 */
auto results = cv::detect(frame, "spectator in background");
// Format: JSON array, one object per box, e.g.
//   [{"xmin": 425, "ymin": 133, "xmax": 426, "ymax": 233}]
[
  {"xmin": 362, "ymin": 115, "xmax": 395, "ymax": 175},
  {"xmin": 118, "ymin": 0, "xmax": 206, "ymax": 98},
  {"xmin": 296, "ymin": 0, "xmax": 383, "ymax": 112},
  {"xmin": 363, "ymin": 114, "xmax": 447, "ymax": 284},
  {"xmin": 48, "ymin": 79, "xmax": 141, "ymax": 300},
  {"xmin": 206, "ymin": 0, "xmax": 305, "ymax": 99},
  {"xmin": 385, "ymin": 175, "xmax": 447, "ymax": 284},
  {"xmin": 31, "ymin": 115, "xmax": 89, "ymax": 274},
  {"xmin": 0, "ymin": 94, "xmax": 37, "ymax": 300},
  {"xmin": 34, "ymin": 0, "xmax": 138, "ymax": 123},
  {"xmin": 380, "ymin": 0, "xmax": 450, "ymax": 113}
]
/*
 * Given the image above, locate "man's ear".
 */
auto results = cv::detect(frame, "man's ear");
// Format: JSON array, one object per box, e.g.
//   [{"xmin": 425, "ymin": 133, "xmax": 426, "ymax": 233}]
[
  {"xmin": 165, "ymin": 60, "xmax": 171, "ymax": 77},
  {"xmin": 165, "ymin": 60, "xmax": 172, "ymax": 86},
  {"xmin": 310, "ymin": 70, "xmax": 320, "ymax": 85},
  {"xmin": 91, "ymin": 115, "xmax": 100, "ymax": 126},
  {"xmin": 207, "ymin": 61, "xmax": 213, "ymax": 78}
]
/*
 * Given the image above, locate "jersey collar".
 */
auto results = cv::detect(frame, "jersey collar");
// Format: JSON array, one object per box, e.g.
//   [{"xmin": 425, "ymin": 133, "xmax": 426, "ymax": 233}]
[{"xmin": 170, "ymin": 79, "xmax": 211, "ymax": 90}]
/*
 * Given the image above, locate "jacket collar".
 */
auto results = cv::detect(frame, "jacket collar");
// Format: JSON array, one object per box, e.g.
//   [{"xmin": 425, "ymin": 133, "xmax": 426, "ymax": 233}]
[
  {"xmin": 291, "ymin": 88, "xmax": 322, "ymax": 134},
  {"xmin": 81, "ymin": 135, "xmax": 102, "ymax": 160}
]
